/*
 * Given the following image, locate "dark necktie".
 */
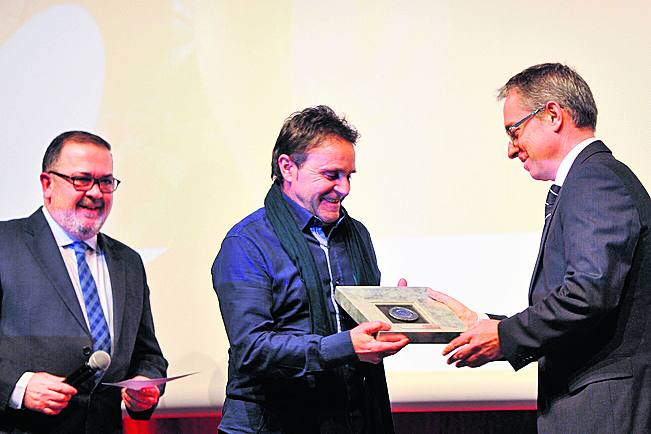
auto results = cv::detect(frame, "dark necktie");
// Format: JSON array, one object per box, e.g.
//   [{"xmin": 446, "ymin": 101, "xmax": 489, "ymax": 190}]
[
  {"xmin": 69, "ymin": 241, "xmax": 112, "ymax": 356},
  {"xmin": 545, "ymin": 184, "xmax": 562, "ymax": 220}
]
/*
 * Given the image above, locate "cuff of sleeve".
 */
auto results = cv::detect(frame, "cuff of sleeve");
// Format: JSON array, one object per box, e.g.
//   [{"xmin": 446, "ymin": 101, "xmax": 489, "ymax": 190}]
[
  {"xmin": 498, "ymin": 317, "xmax": 536, "ymax": 371},
  {"xmin": 9, "ymin": 372, "xmax": 34, "ymax": 409},
  {"xmin": 320, "ymin": 331, "xmax": 357, "ymax": 367},
  {"xmin": 478, "ymin": 312, "xmax": 490, "ymax": 320}
]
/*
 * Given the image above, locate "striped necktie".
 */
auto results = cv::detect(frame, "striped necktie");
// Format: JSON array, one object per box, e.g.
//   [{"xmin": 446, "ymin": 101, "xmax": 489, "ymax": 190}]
[
  {"xmin": 545, "ymin": 184, "xmax": 562, "ymax": 220},
  {"xmin": 69, "ymin": 241, "xmax": 111, "ymax": 356}
]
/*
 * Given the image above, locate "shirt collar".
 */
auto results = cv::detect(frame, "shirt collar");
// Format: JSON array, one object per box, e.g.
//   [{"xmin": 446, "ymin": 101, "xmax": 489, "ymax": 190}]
[
  {"xmin": 280, "ymin": 191, "xmax": 346, "ymax": 232},
  {"xmin": 41, "ymin": 207, "xmax": 99, "ymax": 251},
  {"xmin": 554, "ymin": 137, "xmax": 598, "ymax": 186}
]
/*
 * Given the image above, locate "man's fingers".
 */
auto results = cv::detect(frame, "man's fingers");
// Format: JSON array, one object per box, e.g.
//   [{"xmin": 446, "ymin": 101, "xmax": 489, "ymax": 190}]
[
  {"xmin": 47, "ymin": 398, "xmax": 71, "ymax": 411},
  {"xmin": 48, "ymin": 390, "xmax": 74, "ymax": 403},
  {"xmin": 373, "ymin": 339, "xmax": 409, "ymax": 353},
  {"xmin": 455, "ymin": 351, "xmax": 488, "ymax": 368},
  {"xmin": 447, "ymin": 347, "xmax": 468, "ymax": 365},
  {"xmin": 137, "ymin": 386, "xmax": 159, "ymax": 396},
  {"xmin": 125, "ymin": 391, "xmax": 148, "ymax": 405},
  {"xmin": 355, "ymin": 335, "xmax": 409, "ymax": 364},
  {"xmin": 126, "ymin": 388, "xmax": 159, "ymax": 404},
  {"xmin": 357, "ymin": 321, "xmax": 391, "ymax": 334},
  {"xmin": 427, "ymin": 288, "xmax": 465, "ymax": 309},
  {"xmin": 52, "ymin": 383, "xmax": 77, "ymax": 395},
  {"xmin": 447, "ymin": 346, "xmax": 469, "ymax": 364},
  {"xmin": 23, "ymin": 372, "xmax": 78, "ymax": 414},
  {"xmin": 447, "ymin": 340, "xmax": 488, "ymax": 366},
  {"xmin": 122, "ymin": 385, "xmax": 160, "ymax": 412},
  {"xmin": 376, "ymin": 332, "xmax": 409, "ymax": 343},
  {"xmin": 428, "ymin": 289, "xmax": 465, "ymax": 312},
  {"xmin": 395, "ymin": 337, "xmax": 410, "ymax": 348},
  {"xmin": 427, "ymin": 288, "xmax": 450, "ymax": 303},
  {"xmin": 122, "ymin": 389, "xmax": 146, "ymax": 410},
  {"xmin": 442, "ymin": 334, "xmax": 469, "ymax": 355}
]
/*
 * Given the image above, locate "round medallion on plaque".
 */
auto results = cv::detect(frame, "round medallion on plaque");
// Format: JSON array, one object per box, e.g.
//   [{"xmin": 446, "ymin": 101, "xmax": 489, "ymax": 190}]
[{"xmin": 388, "ymin": 306, "xmax": 419, "ymax": 322}]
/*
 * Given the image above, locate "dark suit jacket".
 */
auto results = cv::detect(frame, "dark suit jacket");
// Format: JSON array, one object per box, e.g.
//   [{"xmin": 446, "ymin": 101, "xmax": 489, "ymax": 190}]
[
  {"xmin": 0, "ymin": 209, "xmax": 168, "ymax": 434},
  {"xmin": 498, "ymin": 141, "xmax": 651, "ymax": 433}
]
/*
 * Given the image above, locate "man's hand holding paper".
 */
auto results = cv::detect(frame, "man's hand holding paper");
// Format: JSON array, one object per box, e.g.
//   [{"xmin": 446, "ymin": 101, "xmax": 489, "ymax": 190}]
[{"xmin": 121, "ymin": 375, "xmax": 160, "ymax": 412}]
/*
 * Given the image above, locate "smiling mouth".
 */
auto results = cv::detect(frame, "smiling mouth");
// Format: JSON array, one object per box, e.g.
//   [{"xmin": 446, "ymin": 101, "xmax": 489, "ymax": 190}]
[
  {"xmin": 78, "ymin": 199, "xmax": 104, "ymax": 212},
  {"xmin": 78, "ymin": 206, "xmax": 103, "ymax": 215},
  {"xmin": 322, "ymin": 197, "xmax": 340, "ymax": 204}
]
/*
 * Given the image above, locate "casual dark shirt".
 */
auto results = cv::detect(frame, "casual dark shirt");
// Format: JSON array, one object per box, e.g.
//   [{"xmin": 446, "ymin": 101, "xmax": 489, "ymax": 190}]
[{"xmin": 212, "ymin": 194, "xmax": 381, "ymax": 434}]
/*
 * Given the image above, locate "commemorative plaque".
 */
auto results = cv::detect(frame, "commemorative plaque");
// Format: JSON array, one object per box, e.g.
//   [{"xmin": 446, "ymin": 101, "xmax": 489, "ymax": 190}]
[{"xmin": 335, "ymin": 286, "xmax": 466, "ymax": 343}]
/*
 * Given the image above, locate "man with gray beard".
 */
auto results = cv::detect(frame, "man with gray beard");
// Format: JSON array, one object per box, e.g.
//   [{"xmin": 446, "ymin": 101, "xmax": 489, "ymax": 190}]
[{"xmin": 0, "ymin": 131, "xmax": 168, "ymax": 433}]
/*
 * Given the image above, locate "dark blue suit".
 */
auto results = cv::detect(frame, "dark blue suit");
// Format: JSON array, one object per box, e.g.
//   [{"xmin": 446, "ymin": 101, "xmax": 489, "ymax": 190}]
[
  {"xmin": 499, "ymin": 142, "xmax": 651, "ymax": 433},
  {"xmin": 0, "ymin": 209, "xmax": 168, "ymax": 434}
]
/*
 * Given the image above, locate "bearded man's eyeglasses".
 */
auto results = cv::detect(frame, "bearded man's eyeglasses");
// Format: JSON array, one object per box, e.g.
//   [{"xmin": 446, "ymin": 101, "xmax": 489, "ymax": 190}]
[{"xmin": 48, "ymin": 171, "xmax": 121, "ymax": 193}]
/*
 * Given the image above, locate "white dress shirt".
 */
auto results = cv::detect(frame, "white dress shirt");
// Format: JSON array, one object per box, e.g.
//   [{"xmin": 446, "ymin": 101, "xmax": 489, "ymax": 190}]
[{"xmin": 554, "ymin": 137, "xmax": 598, "ymax": 186}]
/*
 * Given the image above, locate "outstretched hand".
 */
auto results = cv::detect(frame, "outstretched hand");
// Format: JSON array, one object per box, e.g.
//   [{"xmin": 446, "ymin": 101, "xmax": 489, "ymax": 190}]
[
  {"xmin": 351, "ymin": 321, "xmax": 409, "ymax": 364},
  {"xmin": 442, "ymin": 319, "xmax": 502, "ymax": 368},
  {"xmin": 427, "ymin": 288, "xmax": 479, "ymax": 328}
]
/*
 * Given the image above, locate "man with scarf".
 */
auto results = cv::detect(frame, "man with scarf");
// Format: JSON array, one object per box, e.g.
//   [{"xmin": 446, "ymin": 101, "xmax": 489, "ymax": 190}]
[{"xmin": 212, "ymin": 105, "xmax": 410, "ymax": 434}]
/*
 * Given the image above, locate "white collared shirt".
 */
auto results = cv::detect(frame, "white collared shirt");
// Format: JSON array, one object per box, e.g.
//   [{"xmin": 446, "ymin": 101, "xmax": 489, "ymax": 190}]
[
  {"xmin": 9, "ymin": 208, "xmax": 114, "ymax": 409},
  {"xmin": 554, "ymin": 137, "xmax": 598, "ymax": 186}
]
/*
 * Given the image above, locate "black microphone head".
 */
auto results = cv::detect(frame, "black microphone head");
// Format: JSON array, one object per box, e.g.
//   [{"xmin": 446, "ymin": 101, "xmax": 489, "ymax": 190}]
[{"xmin": 88, "ymin": 351, "xmax": 111, "ymax": 371}]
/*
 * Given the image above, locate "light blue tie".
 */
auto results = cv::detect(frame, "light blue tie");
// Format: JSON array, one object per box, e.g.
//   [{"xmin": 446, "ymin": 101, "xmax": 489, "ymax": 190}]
[{"xmin": 69, "ymin": 241, "xmax": 111, "ymax": 356}]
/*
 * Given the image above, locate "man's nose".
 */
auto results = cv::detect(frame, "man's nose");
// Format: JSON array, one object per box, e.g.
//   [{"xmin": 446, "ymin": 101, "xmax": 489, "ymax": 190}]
[
  {"xmin": 507, "ymin": 141, "xmax": 519, "ymax": 159},
  {"xmin": 85, "ymin": 181, "xmax": 103, "ymax": 198},
  {"xmin": 334, "ymin": 177, "xmax": 350, "ymax": 197}
]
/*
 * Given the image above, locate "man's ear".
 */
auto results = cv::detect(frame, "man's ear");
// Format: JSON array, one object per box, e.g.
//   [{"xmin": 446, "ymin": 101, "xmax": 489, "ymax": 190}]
[
  {"xmin": 40, "ymin": 172, "xmax": 54, "ymax": 200},
  {"xmin": 277, "ymin": 154, "xmax": 296, "ymax": 183},
  {"xmin": 546, "ymin": 100, "xmax": 564, "ymax": 132}
]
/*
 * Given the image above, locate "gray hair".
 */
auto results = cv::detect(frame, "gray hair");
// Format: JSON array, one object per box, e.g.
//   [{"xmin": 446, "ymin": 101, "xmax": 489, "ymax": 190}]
[{"xmin": 497, "ymin": 63, "xmax": 597, "ymax": 130}]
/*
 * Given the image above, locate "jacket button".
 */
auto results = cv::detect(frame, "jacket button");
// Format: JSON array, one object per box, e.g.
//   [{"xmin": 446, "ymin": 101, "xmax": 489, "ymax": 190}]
[{"xmin": 83, "ymin": 346, "xmax": 92, "ymax": 356}]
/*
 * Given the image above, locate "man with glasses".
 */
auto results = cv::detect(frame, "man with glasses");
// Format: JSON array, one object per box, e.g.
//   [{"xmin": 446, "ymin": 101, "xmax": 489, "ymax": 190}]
[
  {"xmin": 212, "ymin": 106, "xmax": 409, "ymax": 434},
  {"xmin": 0, "ymin": 131, "xmax": 168, "ymax": 433},
  {"xmin": 432, "ymin": 63, "xmax": 651, "ymax": 432}
]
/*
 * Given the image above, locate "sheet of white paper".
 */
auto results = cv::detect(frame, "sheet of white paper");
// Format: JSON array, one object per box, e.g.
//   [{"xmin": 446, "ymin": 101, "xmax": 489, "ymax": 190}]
[{"xmin": 102, "ymin": 372, "xmax": 198, "ymax": 390}]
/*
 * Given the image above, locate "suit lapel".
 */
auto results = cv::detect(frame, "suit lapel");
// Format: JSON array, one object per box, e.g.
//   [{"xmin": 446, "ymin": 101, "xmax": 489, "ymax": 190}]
[
  {"xmin": 101, "ymin": 234, "xmax": 127, "ymax": 354},
  {"xmin": 23, "ymin": 209, "xmax": 89, "ymax": 333},
  {"xmin": 527, "ymin": 141, "xmax": 612, "ymax": 302}
]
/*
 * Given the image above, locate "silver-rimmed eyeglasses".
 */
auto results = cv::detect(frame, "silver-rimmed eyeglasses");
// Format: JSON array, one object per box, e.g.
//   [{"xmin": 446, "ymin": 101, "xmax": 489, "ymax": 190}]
[{"xmin": 505, "ymin": 106, "xmax": 544, "ymax": 142}]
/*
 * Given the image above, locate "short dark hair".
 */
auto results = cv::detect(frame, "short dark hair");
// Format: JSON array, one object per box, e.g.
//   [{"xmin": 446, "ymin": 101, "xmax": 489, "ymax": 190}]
[
  {"xmin": 42, "ymin": 131, "xmax": 111, "ymax": 172},
  {"xmin": 271, "ymin": 105, "xmax": 359, "ymax": 185},
  {"xmin": 497, "ymin": 63, "xmax": 598, "ymax": 131}
]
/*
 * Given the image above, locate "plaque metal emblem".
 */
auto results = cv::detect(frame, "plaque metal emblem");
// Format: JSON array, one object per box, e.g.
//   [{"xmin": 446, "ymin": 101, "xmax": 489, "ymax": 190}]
[
  {"xmin": 335, "ymin": 286, "xmax": 466, "ymax": 343},
  {"xmin": 388, "ymin": 306, "xmax": 420, "ymax": 322}
]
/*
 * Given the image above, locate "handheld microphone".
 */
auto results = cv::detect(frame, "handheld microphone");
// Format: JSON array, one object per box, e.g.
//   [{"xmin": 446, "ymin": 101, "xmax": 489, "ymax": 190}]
[{"xmin": 64, "ymin": 350, "xmax": 111, "ymax": 387}]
